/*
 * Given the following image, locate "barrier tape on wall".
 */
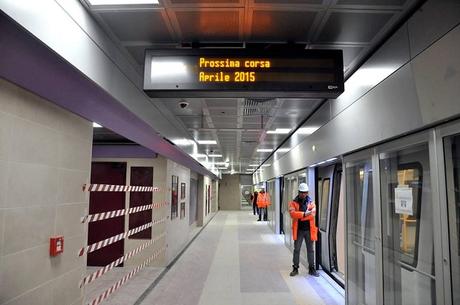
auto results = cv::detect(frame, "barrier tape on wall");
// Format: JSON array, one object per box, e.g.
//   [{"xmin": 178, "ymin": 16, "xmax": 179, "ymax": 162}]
[
  {"xmin": 87, "ymin": 247, "xmax": 166, "ymax": 305},
  {"xmin": 83, "ymin": 184, "xmax": 160, "ymax": 193},
  {"xmin": 79, "ymin": 233, "xmax": 166, "ymax": 288},
  {"xmin": 80, "ymin": 202, "xmax": 169, "ymax": 223},
  {"xmin": 78, "ymin": 217, "xmax": 166, "ymax": 257}
]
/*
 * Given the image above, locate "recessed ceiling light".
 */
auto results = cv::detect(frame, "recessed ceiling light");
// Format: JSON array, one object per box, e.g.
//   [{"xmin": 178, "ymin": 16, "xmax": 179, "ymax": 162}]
[
  {"xmin": 266, "ymin": 128, "xmax": 292, "ymax": 134},
  {"xmin": 249, "ymin": 164, "xmax": 259, "ymax": 167},
  {"xmin": 197, "ymin": 140, "xmax": 217, "ymax": 145},
  {"xmin": 208, "ymin": 154, "xmax": 222, "ymax": 157},
  {"xmin": 191, "ymin": 154, "xmax": 207, "ymax": 158},
  {"xmin": 214, "ymin": 162, "xmax": 229, "ymax": 166},
  {"xmin": 297, "ymin": 127, "xmax": 320, "ymax": 135},
  {"xmin": 276, "ymin": 148, "xmax": 290, "ymax": 153},
  {"xmin": 261, "ymin": 164, "xmax": 271, "ymax": 167},
  {"xmin": 88, "ymin": 0, "xmax": 159, "ymax": 5},
  {"xmin": 257, "ymin": 149, "xmax": 273, "ymax": 152},
  {"xmin": 172, "ymin": 138, "xmax": 195, "ymax": 146},
  {"xmin": 92, "ymin": 122, "xmax": 102, "ymax": 128}
]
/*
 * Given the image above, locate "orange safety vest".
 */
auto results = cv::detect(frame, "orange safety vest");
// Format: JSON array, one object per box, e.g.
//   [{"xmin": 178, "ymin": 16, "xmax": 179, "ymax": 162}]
[
  {"xmin": 289, "ymin": 199, "xmax": 318, "ymax": 241},
  {"xmin": 256, "ymin": 192, "xmax": 271, "ymax": 208}
]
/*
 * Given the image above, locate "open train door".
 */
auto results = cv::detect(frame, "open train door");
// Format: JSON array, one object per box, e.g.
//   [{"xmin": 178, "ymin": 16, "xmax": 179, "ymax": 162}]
[{"xmin": 316, "ymin": 162, "xmax": 345, "ymax": 285}]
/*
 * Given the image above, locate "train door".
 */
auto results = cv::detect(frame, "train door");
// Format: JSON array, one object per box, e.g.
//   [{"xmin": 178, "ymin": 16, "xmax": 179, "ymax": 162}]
[
  {"xmin": 345, "ymin": 150, "xmax": 377, "ymax": 305},
  {"xmin": 378, "ymin": 133, "xmax": 441, "ymax": 305},
  {"xmin": 437, "ymin": 122, "xmax": 460, "ymax": 305},
  {"xmin": 282, "ymin": 174, "xmax": 297, "ymax": 249},
  {"xmin": 317, "ymin": 163, "xmax": 344, "ymax": 285},
  {"xmin": 267, "ymin": 179, "xmax": 276, "ymax": 232},
  {"xmin": 282, "ymin": 170, "xmax": 307, "ymax": 250}
]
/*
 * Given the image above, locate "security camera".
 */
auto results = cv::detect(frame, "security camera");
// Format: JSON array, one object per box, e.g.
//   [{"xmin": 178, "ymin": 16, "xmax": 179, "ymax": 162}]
[{"xmin": 179, "ymin": 101, "xmax": 189, "ymax": 109}]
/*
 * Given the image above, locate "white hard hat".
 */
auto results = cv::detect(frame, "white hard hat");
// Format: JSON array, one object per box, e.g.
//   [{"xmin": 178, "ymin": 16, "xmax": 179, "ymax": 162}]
[{"xmin": 298, "ymin": 183, "xmax": 309, "ymax": 192}]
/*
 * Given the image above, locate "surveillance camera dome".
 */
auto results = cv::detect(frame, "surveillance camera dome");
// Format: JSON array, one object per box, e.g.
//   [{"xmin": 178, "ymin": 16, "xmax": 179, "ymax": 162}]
[{"xmin": 179, "ymin": 101, "xmax": 189, "ymax": 109}]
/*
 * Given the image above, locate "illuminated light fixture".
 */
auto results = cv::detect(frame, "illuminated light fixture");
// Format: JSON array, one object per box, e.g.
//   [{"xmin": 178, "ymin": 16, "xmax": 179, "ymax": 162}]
[
  {"xmin": 197, "ymin": 140, "xmax": 217, "ymax": 145},
  {"xmin": 248, "ymin": 164, "xmax": 259, "ymax": 167},
  {"xmin": 276, "ymin": 148, "xmax": 290, "ymax": 153},
  {"xmin": 348, "ymin": 67, "xmax": 395, "ymax": 88},
  {"xmin": 266, "ymin": 128, "xmax": 291, "ymax": 134},
  {"xmin": 92, "ymin": 122, "xmax": 102, "ymax": 128},
  {"xmin": 214, "ymin": 162, "xmax": 229, "ymax": 166},
  {"xmin": 151, "ymin": 61, "xmax": 186, "ymax": 78},
  {"xmin": 208, "ymin": 154, "xmax": 222, "ymax": 157},
  {"xmin": 191, "ymin": 154, "xmax": 207, "ymax": 159},
  {"xmin": 257, "ymin": 149, "xmax": 273, "ymax": 152},
  {"xmin": 326, "ymin": 158, "xmax": 338, "ymax": 162},
  {"xmin": 172, "ymin": 138, "xmax": 195, "ymax": 146},
  {"xmin": 297, "ymin": 127, "xmax": 320, "ymax": 135},
  {"xmin": 88, "ymin": 0, "xmax": 158, "ymax": 4},
  {"xmin": 261, "ymin": 164, "xmax": 271, "ymax": 167}
]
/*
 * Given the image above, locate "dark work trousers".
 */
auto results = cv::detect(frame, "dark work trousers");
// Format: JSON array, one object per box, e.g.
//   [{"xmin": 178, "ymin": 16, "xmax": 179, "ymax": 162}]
[
  {"xmin": 253, "ymin": 203, "xmax": 259, "ymax": 215},
  {"xmin": 293, "ymin": 229, "xmax": 314, "ymax": 268},
  {"xmin": 258, "ymin": 207, "xmax": 267, "ymax": 220}
]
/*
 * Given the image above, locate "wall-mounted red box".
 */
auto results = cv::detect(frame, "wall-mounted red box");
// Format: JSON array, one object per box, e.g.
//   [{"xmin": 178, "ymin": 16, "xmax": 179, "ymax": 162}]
[{"xmin": 50, "ymin": 236, "xmax": 64, "ymax": 256}]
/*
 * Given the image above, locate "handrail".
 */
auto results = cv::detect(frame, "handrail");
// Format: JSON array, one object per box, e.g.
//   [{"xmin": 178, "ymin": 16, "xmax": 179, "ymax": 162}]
[
  {"xmin": 398, "ymin": 261, "xmax": 436, "ymax": 280},
  {"xmin": 352, "ymin": 240, "xmax": 376, "ymax": 254}
]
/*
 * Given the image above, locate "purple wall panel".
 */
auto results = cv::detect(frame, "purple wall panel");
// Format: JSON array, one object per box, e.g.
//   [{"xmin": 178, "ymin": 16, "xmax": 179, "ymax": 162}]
[
  {"xmin": 0, "ymin": 13, "xmax": 217, "ymax": 180},
  {"xmin": 92, "ymin": 145, "xmax": 157, "ymax": 159}
]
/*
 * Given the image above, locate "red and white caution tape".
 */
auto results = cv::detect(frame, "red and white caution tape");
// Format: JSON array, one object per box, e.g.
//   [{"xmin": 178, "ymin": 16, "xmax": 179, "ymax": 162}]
[
  {"xmin": 83, "ymin": 184, "xmax": 160, "ymax": 193},
  {"xmin": 87, "ymin": 247, "xmax": 166, "ymax": 305},
  {"xmin": 80, "ymin": 202, "xmax": 168, "ymax": 223},
  {"xmin": 78, "ymin": 217, "xmax": 166, "ymax": 257},
  {"xmin": 79, "ymin": 233, "xmax": 166, "ymax": 288}
]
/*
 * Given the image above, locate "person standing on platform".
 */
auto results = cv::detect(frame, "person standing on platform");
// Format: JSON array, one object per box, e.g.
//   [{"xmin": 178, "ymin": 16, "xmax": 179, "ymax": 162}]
[
  {"xmin": 289, "ymin": 183, "xmax": 319, "ymax": 277},
  {"xmin": 256, "ymin": 187, "xmax": 271, "ymax": 221},
  {"xmin": 252, "ymin": 190, "xmax": 259, "ymax": 216}
]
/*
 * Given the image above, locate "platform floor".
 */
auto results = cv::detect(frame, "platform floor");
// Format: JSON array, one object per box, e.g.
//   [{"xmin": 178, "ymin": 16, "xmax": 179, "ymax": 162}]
[{"xmin": 135, "ymin": 211, "xmax": 344, "ymax": 305}]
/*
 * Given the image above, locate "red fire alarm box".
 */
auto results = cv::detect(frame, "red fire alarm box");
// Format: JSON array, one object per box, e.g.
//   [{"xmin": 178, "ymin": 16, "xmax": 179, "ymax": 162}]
[{"xmin": 50, "ymin": 236, "xmax": 64, "ymax": 256}]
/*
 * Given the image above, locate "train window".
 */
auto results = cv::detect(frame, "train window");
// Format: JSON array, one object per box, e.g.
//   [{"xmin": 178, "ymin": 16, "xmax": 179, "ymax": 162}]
[
  {"xmin": 319, "ymin": 178, "xmax": 330, "ymax": 231},
  {"xmin": 444, "ymin": 134, "xmax": 460, "ymax": 304},
  {"xmin": 396, "ymin": 165, "xmax": 423, "ymax": 266}
]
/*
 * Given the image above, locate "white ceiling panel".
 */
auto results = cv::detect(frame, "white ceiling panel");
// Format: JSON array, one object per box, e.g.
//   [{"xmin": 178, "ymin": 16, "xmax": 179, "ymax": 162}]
[
  {"xmin": 98, "ymin": 10, "xmax": 174, "ymax": 42},
  {"xmin": 84, "ymin": 0, "xmax": 422, "ymax": 172},
  {"xmin": 316, "ymin": 11, "xmax": 395, "ymax": 44}
]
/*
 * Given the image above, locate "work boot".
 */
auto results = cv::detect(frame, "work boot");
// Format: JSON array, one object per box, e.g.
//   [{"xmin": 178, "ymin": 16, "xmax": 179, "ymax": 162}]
[
  {"xmin": 290, "ymin": 267, "xmax": 299, "ymax": 276},
  {"xmin": 308, "ymin": 266, "xmax": 320, "ymax": 277}
]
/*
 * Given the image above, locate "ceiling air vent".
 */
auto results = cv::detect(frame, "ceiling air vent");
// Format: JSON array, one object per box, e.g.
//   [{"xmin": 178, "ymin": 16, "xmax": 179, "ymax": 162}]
[{"xmin": 242, "ymin": 98, "xmax": 276, "ymax": 116}]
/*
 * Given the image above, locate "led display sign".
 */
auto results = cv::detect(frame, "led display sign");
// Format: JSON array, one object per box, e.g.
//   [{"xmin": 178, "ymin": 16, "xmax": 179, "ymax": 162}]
[{"xmin": 143, "ymin": 49, "xmax": 344, "ymax": 98}]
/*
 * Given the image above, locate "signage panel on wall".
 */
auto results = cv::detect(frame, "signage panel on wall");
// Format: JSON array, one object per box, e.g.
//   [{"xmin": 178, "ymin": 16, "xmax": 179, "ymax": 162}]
[{"xmin": 143, "ymin": 49, "xmax": 344, "ymax": 98}]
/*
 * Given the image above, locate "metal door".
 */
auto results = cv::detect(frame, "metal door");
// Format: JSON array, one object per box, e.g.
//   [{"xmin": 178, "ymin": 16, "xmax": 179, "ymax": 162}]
[
  {"xmin": 344, "ymin": 150, "xmax": 378, "ymax": 305},
  {"xmin": 88, "ymin": 162, "xmax": 126, "ymax": 267},
  {"xmin": 376, "ymin": 132, "xmax": 444, "ymax": 305}
]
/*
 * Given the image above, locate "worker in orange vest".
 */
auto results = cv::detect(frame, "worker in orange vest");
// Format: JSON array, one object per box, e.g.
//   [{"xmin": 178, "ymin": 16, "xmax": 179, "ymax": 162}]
[
  {"xmin": 289, "ymin": 183, "xmax": 319, "ymax": 277},
  {"xmin": 256, "ymin": 187, "xmax": 271, "ymax": 221}
]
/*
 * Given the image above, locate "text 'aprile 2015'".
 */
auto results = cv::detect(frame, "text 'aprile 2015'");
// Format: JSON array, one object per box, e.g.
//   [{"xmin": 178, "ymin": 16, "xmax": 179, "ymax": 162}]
[{"xmin": 198, "ymin": 57, "xmax": 271, "ymax": 82}]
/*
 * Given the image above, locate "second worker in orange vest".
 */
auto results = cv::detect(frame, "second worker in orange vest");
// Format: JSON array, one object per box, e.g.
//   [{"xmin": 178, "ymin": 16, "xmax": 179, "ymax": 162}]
[
  {"xmin": 256, "ymin": 187, "xmax": 271, "ymax": 221},
  {"xmin": 289, "ymin": 183, "xmax": 319, "ymax": 277}
]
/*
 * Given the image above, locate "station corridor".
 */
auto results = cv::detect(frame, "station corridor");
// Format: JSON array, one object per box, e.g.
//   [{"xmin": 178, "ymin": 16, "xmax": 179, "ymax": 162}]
[{"xmin": 132, "ymin": 211, "xmax": 344, "ymax": 305}]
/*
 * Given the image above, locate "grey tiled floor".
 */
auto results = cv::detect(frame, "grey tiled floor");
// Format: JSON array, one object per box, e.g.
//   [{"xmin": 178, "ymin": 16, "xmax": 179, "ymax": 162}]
[{"xmin": 139, "ymin": 211, "xmax": 344, "ymax": 305}]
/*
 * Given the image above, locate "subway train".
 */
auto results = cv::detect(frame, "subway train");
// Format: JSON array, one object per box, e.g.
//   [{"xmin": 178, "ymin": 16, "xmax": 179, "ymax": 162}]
[{"xmin": 261, "ymin": 122, "xmax": 460, "ymax": 305}]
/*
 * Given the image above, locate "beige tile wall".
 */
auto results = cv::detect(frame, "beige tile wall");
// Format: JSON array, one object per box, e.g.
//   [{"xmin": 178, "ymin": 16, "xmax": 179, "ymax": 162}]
[{"xmin": 0, "ymin": 79, "xmax": 91, "ymax": 305}]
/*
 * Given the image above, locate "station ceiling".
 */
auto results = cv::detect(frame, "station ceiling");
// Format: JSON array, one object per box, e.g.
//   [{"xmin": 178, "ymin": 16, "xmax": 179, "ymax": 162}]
[{"xmin": 83, "ymin": 0, "xmax": 420, "ymax": 174}]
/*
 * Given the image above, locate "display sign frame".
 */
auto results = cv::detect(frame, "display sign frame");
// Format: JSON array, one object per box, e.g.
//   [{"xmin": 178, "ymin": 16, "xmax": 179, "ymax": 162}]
[{"xmin": 143, "ymin": 49, "xmax": 344, "ymax": 98}]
